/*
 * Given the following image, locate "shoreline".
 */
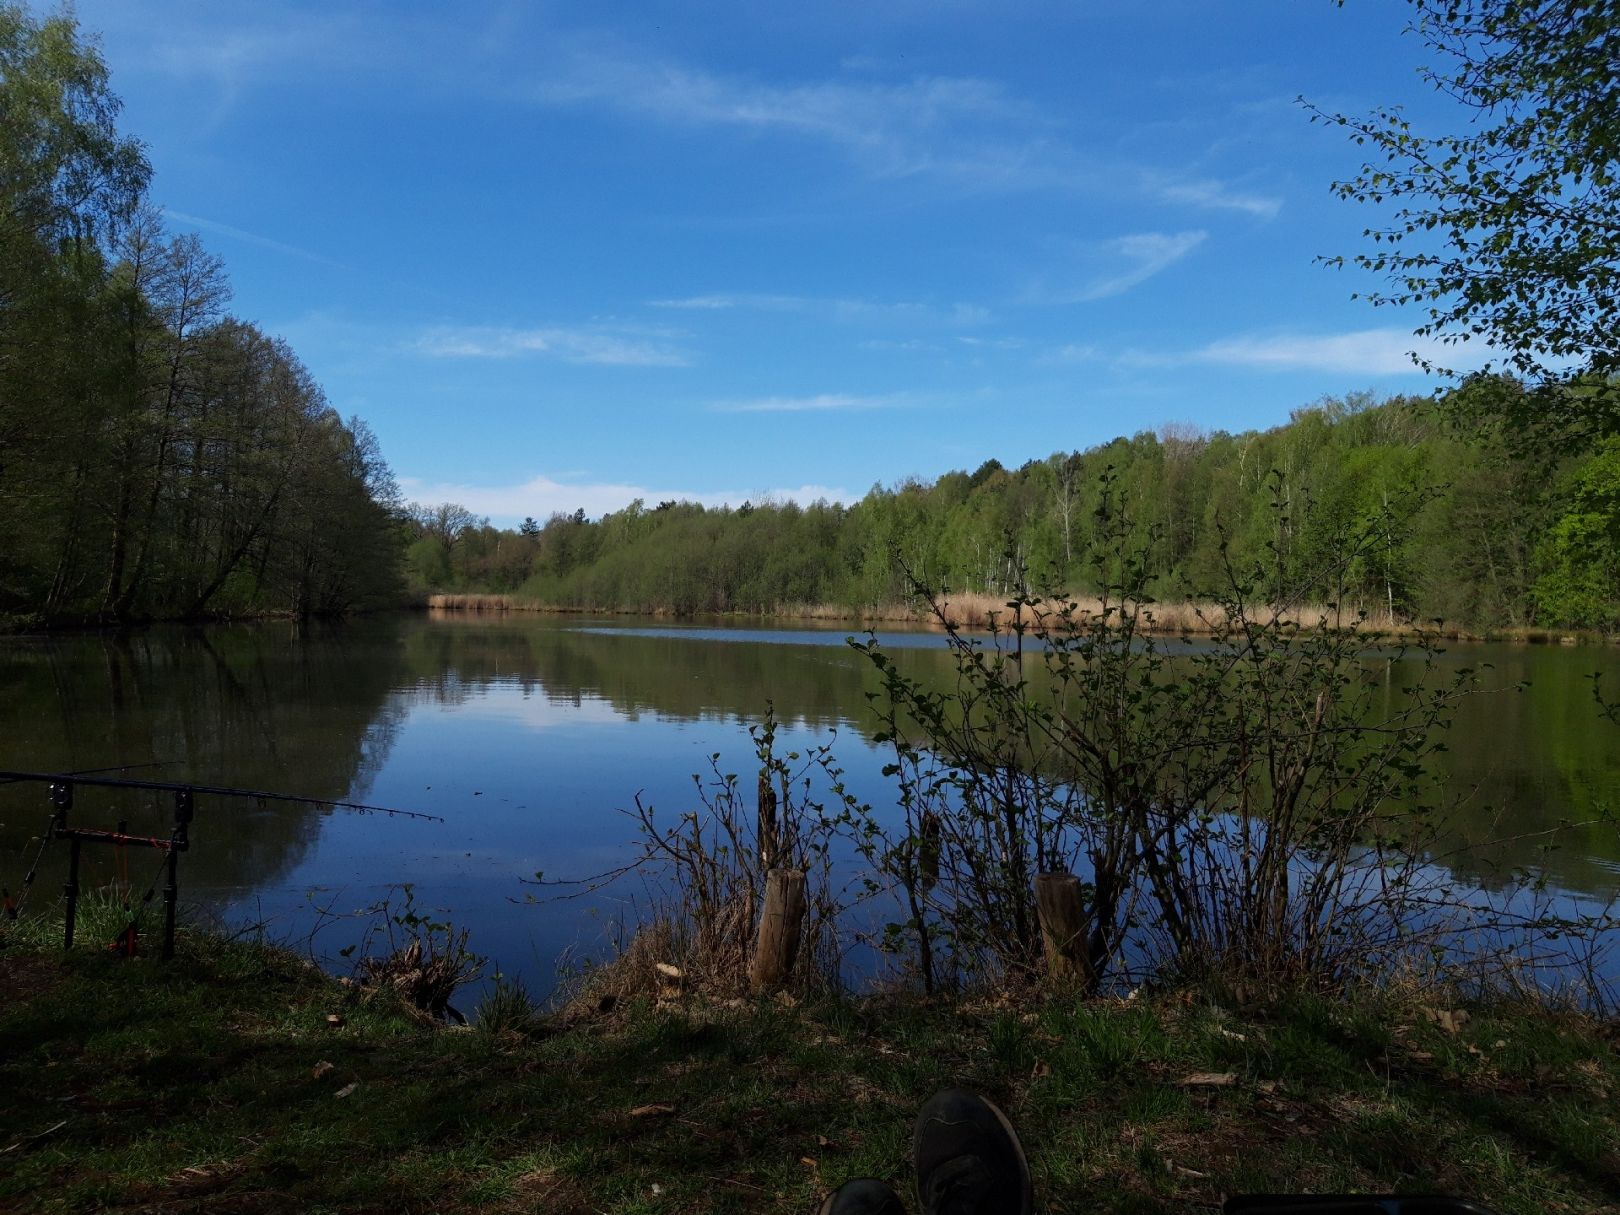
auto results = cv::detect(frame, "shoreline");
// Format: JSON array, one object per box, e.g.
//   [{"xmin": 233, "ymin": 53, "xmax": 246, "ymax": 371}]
[
  {"xmin": 422, "ymin": 592, "xmax": 1615, "ymax": 647},
  {"xmin": 3, "ymin": 594, "xmax": 1611, "ymax": 647}
]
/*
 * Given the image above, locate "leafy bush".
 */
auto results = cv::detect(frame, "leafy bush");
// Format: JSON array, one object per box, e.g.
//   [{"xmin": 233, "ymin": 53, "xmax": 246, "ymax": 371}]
[{"xmin": 845, "ymin": 474, "xmax": 1480, "ymax": 994}]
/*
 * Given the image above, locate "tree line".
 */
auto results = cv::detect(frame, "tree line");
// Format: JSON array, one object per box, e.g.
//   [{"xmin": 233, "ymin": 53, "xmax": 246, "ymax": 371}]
[
  {"xmin": 405, "ymin": 386, "xmax": 1618, "ymax": 631},
  {"xmin": 0, "ymin": 7, "xmax": 402, "ymax": 626}
]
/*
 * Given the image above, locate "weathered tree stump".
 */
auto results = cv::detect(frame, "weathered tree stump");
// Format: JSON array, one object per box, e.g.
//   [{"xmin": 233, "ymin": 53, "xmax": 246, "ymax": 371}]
[
  {"xmin": 1034, "ymin": 871, "xmax": 1091, "ymax": 987},
  {"xmin": 749, "ymin": 868, "xmax": 807, "ymax": 993}
]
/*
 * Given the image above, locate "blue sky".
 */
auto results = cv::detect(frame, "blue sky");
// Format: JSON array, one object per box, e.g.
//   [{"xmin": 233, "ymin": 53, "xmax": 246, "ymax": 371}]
[{"xmin": 65, "ymin": 0, "xmax": 1476, "ymax": 523}]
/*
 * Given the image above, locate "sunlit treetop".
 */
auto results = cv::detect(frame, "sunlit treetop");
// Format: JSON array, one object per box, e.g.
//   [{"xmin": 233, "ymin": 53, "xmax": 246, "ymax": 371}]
[{"xmin": 1310, "ymin": 0, "xmax": 1620, "ymax": 445}]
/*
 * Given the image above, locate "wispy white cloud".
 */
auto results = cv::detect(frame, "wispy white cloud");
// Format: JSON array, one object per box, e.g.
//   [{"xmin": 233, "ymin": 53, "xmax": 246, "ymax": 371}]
[
  {"xmin": 414, "ymin": 325, "xmax": 690, "ymax": 367},
  {"xmin": 845, "ymin": 299, "xmax": 990, "ymax": 326},
  {"xmin": 396, "ymin": 473, "xmax": 855, "ymax": 522},
  {"xmin": 99, "ymin": 11, "xmax": 389, "ymax": 129},
  {"xmin": 710, "ymin": 392, "xmax": 920, "ymax": 414},
  {"xmin": 1077, "ymin": 230, "xmax": 1207, "ymax": 301},
  {"xmin": 650, "ymin": 292, "xmax": 990, "ymax": 327},
  {"xmin": 164, "ymin": 209, "xmax": 345, "ymax": 267},
  {"xmin": 1190, "ymin": 328, "xmax": 1475, "ymax": 375},
  {"xmin": 1042, "ymin": 342, "xmax": 1106, "ymax": 365},
  {"xmin": 525, "ymin": 42, "xmax": 1279, "ymax": 212},
  {"xmin": 1023, "ymin": 229, "xmax": 1207, "ymax": 307},
  {"xmin": 111, "ymin": 9, "xmax": 1286, "ymax": 222},
  {"xmin": 1153, "ymin": 176, "xmax": 1283, "ymax": 219},
  {"xmin": 141, "ymin": 19, "xmax": 364, "ymax": 88},
  {"xmin": 1041, "ymin": 327, "xmax": 1491, "ymax": 376},
  {"xmin": 119, "ymin": 10, "xmax": 1288, "ymax": 224},
  {"xmin": 859, "ymin": 338, "xmax": 940, "ymax": 353},
  {"xmin": 527, "ymin": 45, "xmax": 1042, "ymax": 182},
  {"xmin": 652, "ymin": 294, "xmax": 751, "ymax": 311},
  {"xmin": 955, "ymin": 335, "xmax": 1025, "ymax": 350}
]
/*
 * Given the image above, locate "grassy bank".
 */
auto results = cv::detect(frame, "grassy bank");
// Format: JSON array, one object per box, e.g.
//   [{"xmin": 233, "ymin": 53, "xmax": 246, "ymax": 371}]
[
  {"xmin": 3, "ymin": 927, "xmax": 1618, "ymax": 1214},
  {"xmin": 422, "ymin": 592, "xmax": 1613, "ymax": 646}
]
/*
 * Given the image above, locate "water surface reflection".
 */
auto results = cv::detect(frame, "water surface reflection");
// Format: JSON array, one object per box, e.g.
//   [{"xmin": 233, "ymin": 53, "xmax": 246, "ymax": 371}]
[{"xmin": 2, "ymin": 613, "xmax": 1615, "ymax": 997}]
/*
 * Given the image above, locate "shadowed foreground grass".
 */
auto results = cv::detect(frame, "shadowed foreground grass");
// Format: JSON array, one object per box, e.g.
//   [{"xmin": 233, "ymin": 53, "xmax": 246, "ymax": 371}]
[{"xmin": 2, "ymin": 930, "xmax": 1618, "ymax": 1215}]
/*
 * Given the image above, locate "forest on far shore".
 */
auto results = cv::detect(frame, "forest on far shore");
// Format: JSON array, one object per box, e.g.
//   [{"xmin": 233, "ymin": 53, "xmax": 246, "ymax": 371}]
[{"xmin": 404, "ymin": 386, "xmax": 1620, "ymax": 633}]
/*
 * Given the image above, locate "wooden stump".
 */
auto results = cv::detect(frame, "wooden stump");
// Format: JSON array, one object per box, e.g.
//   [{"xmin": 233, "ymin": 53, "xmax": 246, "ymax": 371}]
[
  {"xmin": 749, "ymin": 868, "xmax": 807, "ymax": 993},
  {"xmin": 1034, "ymin": 871, "xmax": 1091, "ymax": 987}
]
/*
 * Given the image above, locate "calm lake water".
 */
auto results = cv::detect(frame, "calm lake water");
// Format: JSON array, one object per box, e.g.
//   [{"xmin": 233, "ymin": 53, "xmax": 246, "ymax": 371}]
[{"xmin": 2, "ymin": 611, "xmax": 1618, "ymax": 999}]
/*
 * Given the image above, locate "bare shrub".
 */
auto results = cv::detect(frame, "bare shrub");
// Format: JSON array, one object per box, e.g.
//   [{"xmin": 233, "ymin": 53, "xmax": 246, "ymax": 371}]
[
  {"xmin": 548, "ymin": 706, "xmax": 847, "ymax": 1001},
  {"xmin": 334, "ymin": 886, "xmax": 483, "ymax": 1023}
]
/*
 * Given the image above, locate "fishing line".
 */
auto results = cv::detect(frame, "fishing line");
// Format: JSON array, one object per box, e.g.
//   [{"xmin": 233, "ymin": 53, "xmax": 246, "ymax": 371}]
[{"xmin": 0, "ymin": 770, "xmax": 444, "ymax": 822}]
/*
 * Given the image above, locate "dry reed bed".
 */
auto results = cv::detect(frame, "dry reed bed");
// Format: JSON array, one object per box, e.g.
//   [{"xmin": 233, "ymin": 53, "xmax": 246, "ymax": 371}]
[
  {"xmin": 428, "ymin": 591, "xmax": 1483, "ymax": 640},
  {"xmin": 423, "ymin": 591, "xmax": 1606, "ymax": 643},
  {"xmin": 924, "ymin": 592, "xmax": 1441, "ymax": 637}
]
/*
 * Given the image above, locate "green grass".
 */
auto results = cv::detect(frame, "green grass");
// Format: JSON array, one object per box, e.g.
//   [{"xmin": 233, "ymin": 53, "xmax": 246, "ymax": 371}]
[{"xmin": 1, "ymin": 927, "xmax": 1617, "ymax": 1214}]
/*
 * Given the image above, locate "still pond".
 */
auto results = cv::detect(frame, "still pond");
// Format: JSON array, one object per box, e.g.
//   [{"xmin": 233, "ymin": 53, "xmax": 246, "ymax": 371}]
[{"xmin": 2, "ymin": 611, "xmax": 1617, "ymax": 999}]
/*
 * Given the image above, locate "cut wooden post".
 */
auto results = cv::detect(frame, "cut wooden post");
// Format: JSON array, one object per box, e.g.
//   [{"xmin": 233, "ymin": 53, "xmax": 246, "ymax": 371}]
[
  {"xmin": 1034, "ymin": 871, "xmax": 1090, "ymax": 987},
  {"xmin": 749, "ymin": 868, "xmax": 807, "ymax": 993}
]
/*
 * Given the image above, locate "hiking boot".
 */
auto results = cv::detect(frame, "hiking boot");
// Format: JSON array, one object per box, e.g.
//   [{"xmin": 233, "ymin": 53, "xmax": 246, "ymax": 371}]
[
  {"xmin": 819, "ymin": 1177, "xmax": 908, "ymax": 1215},
  {"xmin": 912, "ymin": 1089, "xmax": 1032, "ymax": 1215}
]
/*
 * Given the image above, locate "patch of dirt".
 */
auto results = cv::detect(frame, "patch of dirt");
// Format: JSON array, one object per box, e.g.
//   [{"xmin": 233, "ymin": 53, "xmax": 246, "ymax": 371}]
[
  {"xmin": 0, "ymin": 951, "xmax": 68, "ymax": 1005},
  {"xmin": 844, "ymin": 1074, "xmax": 905, "ymax": 1107},
  {"xmin": 111, "ymin": 1190, "xmax": 298, "ymax": 1214},
  {"xmin": 496, "ymin": 1167, "xmax": 594, "ymax": 1214},
  {"xmin": 165, "ymin": 1161, "xmax": 252, "ymax": 1195}
]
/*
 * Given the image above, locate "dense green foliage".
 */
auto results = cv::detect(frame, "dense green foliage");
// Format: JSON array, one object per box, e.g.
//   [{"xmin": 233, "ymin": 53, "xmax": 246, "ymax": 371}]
[
  {"xmin": 1531, "ymin": 438, "xmax": 1620, "ymax": 628},
  {"xmin": 0, "ymin": 7, "xmax": 401, "ymax": 624},
  {"xmin": 410, "ymin": 390, "xmax": 1617, "ymax": 630},
  {"xmin": 1312, "ymin": 0, "xmax": 1620, "ymax": 447}
]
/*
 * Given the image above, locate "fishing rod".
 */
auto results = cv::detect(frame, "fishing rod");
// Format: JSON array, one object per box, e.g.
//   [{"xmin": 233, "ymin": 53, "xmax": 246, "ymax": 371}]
[
  {"xmin": 1, "ymin": 763, "xmax": 184, "ymax": 929},
  {"xmin": 0, "ymin": 760, "xmax": 177, "ymax": 788},
  {"xmin": 2, "ymin": 767, "xmax": 442, "ymax": 958},
  {"xmin": 0, "ymin": 770, "xmax": 444, "ymax": 823}
]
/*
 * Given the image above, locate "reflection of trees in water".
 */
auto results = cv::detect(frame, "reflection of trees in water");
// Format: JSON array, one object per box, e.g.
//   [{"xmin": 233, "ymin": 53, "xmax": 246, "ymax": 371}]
[
  {"xmin": 353, "ymin": 700, "xmax": 408, "ymax": 804},
  {"xmin": 1367, "ymin": 647, "xmax": 1620, "ymax": 895},
  {"xmin": 403, "ymin": 616, "xmax": 1620, "ymax": 899},
  {"xmin": 9, "ymin": 613, "xmax": 1608, "ymax": 915},
  {"xmin": 0, "ymin": 619, "xmax": 412, "ymax": 899},
  {"xmin": 401, "ymin": 613, "xmax": 911, "ymax": 730}
]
